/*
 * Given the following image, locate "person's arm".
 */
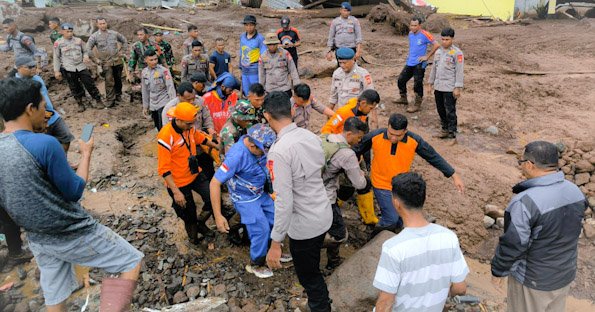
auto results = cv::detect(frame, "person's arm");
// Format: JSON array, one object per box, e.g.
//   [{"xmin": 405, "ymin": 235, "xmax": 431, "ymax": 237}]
[
  {"xmin": 327, "ymin": 20, "xmax": 336, "ymax": 50},
  {"xmin": 354, "ymin": 19, "xmax": 363, "ymax": 59},
  {"xmin": 199, "ymin": 103, "xmax": 216, "ymax": 135},
  {"xmin": 311, "ymin": 99, "xmax": 334, "ymax": 117},
  {"xmin": 341, "ymin": 150, "xmax": 367, "ymax": 190},
  {"xmin": 209, "ymin": 62, "xmax": 217, "ymax": 80},
  {"xmin": 426, "ymin": 41, "xmax": 440, "ymax": 60},
  {"xmin": 85, "ymin": 34, "xmax": 96, "ymax": 60},
  {"xmin": 412, "ymin": 132, "xmax": 455, "ymax": 177},
  {"xmin": 21, "ymin": 36, "xmax": 38, "ymax": 55},
  {"xmin": 287, "ymin": 52, "xmax": 300, "ymax": 84},
  {"xmin": 161, "ymin": 100, "xmax": 175, "ymax": 127},
  {"xmin": 209, "ymin": 177, "xmax": 229, "ymax": 233},
  {"xmin": 353, "ymin": 128, "xmax": 383, "ymax": 157},
  {"xmin": 0, "ymin": 39, "xmax": 9, "ymax": 52},
  {"xmin": 374, "ymin": 291, "xmax": 396, "ymax": 312},
  {"xmin": 80, "ymin": 38, "xmax": 90, "ymax": 62},
  {"xmin": 369, "ymin": 109, "xmax": 378, "ymax": 130},
  {"xmin": 180, "ymin": 58, "xmax": 188, "ymax": 81},
  {"xmin": 329, "ymin": 73, "xmax": 339, "ymax": 109},
  {"xmin": 194, "ymin": 129, "xmax": 219, "ymax": 150},
  {"xmin": 491, "ymin": 200, "xmax": 533, "ymax": 277},
  {"xmin": 35, "ymin": 135, "xmax": 89, "ymax": 202},
  {"xmin": 258, "ymin": 57, "xmax": 265, "ymax": 85},
  {"xmin": 227, "ymin": 54, "xmax": 233, "ymax": 75},
  {"xmin": 158, "ymin": 134, "xmax": 185, "ymax": 206},
  {"xmin": 428, "ymin": 52, "xmax": 437, "ymax": 85},
  {"xmin": 449, "ymin": 238, "xmax": 469, "ymax": 296},
  {"xmin": 141, "ymin": 70, "xmax": 150, "ymax": 113},
  {"xmin": 164, "ymin": 69, "xmax": 176, "ymax": 100},
  {"xmin": 128, "ymin": 46, "xmax": 137, "ymax": 73},
  {"xmin": 53, "ymin": 42, "xmax": 62, "ymax": 77},
  {"xmin": 117, "ymin": 33, "xmax": 129, "ymax": 56},
  {"xmin": 269, "ymin": 152, "xmax": 294, "ymax": 243},
  {"xmin": 454, "ymin": 51, "xmax": 464, "ymax": 98},
  {"xmin": 450, "ymin": 282, "xmax": 467, "ymax": 297}
]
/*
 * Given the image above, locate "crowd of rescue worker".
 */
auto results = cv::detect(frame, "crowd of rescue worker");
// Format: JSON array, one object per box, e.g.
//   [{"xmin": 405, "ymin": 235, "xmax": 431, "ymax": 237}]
[{"xmin": 0, "ymin": 3, "xmax": 587, "ymax": 312}]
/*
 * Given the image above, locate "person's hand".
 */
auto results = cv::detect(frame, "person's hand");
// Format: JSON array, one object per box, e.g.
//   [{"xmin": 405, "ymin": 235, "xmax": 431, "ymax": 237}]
[
  {"xmin": 54, "ymin": 71, "xmax": 62, "ymax": 81},
  {"xmin": 266, "ymin": 242, "xmax": 283, "ymax": 270},
  {"xmin": 355, "ymin": 50, "xmax": 361, "ymax": 60},
  {"xmin": 78, "ymin": 137, "xmax": 94, "ymax": 156},
  {"xmin": 142, "ymin": 107, "xmax": 149, "ymax": 118},
  {"xmin": 491, "ymin": 276, "xmax": 506, "ymax": 294},
  {"xmin": 418, "ymin": 55, "xmax": 429, "ymax": 62},
  {"xmin": 326, "ymin": 51, "xmax": 333, "ymax": 62},
  {"xmin": 133, "ymin": 70, "xmax": 140, "ymax": 79},
  {"xmin": 83, "ymin": 55, "xmax": 91, "ymax": 63},
  {"xmin": 453, "ymin": 88, "xmax": 462, "ymax": 99},
  {"xmin": 451, "ymin": 172, "xmax": 465, "ymax": 194},
  {"xmin": 173, "ymin": 189, "xmax": 186, "ymax": 207},
  {"xmin": 214, "ymin": 215, "xmax": 230, "ymax": 233}
]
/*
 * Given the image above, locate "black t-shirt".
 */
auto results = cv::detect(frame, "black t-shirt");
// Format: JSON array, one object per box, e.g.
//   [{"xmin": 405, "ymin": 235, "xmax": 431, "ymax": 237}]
[{"xmin": 277, "ymin": 27, "xmax": 300, "ymax": 60}]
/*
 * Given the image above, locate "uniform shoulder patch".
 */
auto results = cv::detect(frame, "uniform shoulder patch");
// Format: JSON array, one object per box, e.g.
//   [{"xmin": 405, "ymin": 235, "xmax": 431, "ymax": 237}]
[
  {"xmin": 365, "ymin": 74, "xmax": 372, "ymax": 85},
  {"xmin": 164, "ymin": 69, "xmax": 172, "ymax": 80},
  {"xmin": 267, "ymin": 160, "xmax": 275, "ymax": 182},
  {"xmin": 457, "ymin": 54, "xmax": 463, "ymax": 63}
]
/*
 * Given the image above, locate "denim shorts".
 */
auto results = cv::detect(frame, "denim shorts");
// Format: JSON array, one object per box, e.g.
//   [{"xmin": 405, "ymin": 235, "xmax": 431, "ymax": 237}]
[{"xmin": 28, "ymin": 223, "xmax": 144, "ymax": 306}]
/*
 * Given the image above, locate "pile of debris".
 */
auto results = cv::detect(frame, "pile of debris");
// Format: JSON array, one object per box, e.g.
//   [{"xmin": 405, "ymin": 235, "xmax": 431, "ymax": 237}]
[{"xmin": 367, "ymin": 0, "xmax": 449, "ymax": 34}]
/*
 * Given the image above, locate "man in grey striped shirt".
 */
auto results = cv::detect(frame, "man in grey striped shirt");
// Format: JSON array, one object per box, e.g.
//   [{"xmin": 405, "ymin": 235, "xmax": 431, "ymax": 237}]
[{"xmin": 373, "ymin": 172, "xmax": 468, "ymax": 312}]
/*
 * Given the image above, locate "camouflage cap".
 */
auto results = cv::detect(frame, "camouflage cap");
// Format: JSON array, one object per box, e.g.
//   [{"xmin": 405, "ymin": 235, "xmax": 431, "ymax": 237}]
[
  {"xmin": 232, "ymin": 100, "xmax": 257, "ymax": 121},
  {"xmin": 248, "ymin": 123, "xmax": 277, "ymax": 152}
]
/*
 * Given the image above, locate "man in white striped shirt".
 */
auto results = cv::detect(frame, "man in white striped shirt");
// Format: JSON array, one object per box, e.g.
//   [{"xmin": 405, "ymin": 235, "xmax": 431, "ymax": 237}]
[{"xmin": 373, "ymin": 172, "xmax": 468, "ymax": 312}]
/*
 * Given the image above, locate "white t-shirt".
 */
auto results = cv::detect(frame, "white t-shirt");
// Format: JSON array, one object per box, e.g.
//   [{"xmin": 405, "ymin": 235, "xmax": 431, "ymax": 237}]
[{"xmin": 373, "ymin": 223, "xmax": 469, "ymax": 312}]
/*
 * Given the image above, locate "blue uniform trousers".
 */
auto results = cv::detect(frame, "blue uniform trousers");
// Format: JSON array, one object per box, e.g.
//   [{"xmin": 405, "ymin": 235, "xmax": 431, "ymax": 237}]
[{"xmin": 234, "ymin": 194, "xmax": 274, "ymax": 265}]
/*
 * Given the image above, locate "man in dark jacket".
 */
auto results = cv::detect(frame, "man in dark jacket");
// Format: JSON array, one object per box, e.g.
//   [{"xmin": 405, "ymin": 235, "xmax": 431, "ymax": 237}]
[{"xmin": 491, "ymin": 141, "xmax": 586, "ymax": 312}]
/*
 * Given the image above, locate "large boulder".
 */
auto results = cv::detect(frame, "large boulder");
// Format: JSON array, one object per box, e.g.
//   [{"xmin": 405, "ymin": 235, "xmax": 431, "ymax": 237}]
[{"xmin": 327, "ymin": 230, "xmax": 396, "ymax": 311}]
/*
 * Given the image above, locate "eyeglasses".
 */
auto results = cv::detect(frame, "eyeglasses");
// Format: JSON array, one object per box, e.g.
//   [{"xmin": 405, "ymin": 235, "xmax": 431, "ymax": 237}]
[{"xmin": 27, "ymin": 65, "xmax": 36, "ymax": 69}]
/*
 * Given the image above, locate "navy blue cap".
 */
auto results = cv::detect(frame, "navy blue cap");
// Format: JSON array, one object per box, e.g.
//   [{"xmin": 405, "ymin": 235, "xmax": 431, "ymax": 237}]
[
  {"xmin": 336, "ymin": 47, "xmax": 355, "ymax": 60},
  {"xmin": 341, "ymin": 2, "xmax": 352, "ymax": 11},
  {"xmin": 61, "ymin": 23, "xmax": 74, "ymax": 30}
]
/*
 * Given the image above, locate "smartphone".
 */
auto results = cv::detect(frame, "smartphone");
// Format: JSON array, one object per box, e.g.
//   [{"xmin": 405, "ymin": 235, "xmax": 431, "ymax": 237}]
[{"xmin": 81, "ymin": 123, "xmax": 94, "ymax": 142}]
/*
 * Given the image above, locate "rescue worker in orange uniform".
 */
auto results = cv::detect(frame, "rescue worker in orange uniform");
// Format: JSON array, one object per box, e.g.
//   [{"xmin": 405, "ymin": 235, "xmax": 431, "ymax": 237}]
[
  {"xmin": 202, "ymin": 72, "xmax": 240, "ymax": 133},
  {"xmin": 157, "ymin": 102, "xmax": 220, "ymax": 245},
  {"xmin": 353, "ymin": 113, "xmax": 464, "ymax": 235},
  {"xmin": 321, "ymin": 89, "xmax": 379, "ymax": 135}
]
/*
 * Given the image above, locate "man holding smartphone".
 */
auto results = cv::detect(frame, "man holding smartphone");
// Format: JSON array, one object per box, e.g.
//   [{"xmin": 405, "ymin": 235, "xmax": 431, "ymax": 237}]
[{"xmin": 0, "ymin": 78, "xmax": 143, "ymax": 311}]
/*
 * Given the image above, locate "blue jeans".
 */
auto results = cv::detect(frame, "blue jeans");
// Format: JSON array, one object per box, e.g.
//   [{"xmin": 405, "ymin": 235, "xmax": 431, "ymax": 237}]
[
  {"xmin": 241, "ymin": 66, "xmax": 259, "ymax": 97},
  {"xmin": 373, "ymin": 188, "xmax": 402, "ymax": 227},
  {"xmin": 234, "ymin": 195, "xmax": 275, "ymax": 265}
]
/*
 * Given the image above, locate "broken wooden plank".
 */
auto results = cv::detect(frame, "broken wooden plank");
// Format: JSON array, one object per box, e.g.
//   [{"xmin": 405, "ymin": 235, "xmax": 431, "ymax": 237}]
[{"xmin": 140, "ymin": 23, "xmax": 183, "ymax": 32}]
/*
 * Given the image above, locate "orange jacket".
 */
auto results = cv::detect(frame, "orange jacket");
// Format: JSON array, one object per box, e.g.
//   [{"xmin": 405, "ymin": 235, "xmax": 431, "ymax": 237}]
[
  {"xmin": 202, "ymin": 90, "xmax": 238, "ymax": 133},
  {"xmin": 157, "ymin": 122, "xmax": 208, "ymax": 188},
  {"xmin": 321, "ymin": 98, "xmax": 367, "ymax": 134},
  {"xmin": 354, "ymin": 129, "xmax": 455, "ymax": 190}
]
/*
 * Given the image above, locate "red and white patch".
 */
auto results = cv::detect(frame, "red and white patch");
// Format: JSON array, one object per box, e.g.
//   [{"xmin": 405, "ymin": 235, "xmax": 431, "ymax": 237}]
[
  {"xmin": 221, "ymin": 164, "xmax": 229, "ymax": 173},
  {"xmin": 457, "ymin": 54, "xmax": 464, "ymax": 63},
  {"xmin": 365, "ymin": 74, "xmax": 372, "ymax": 85},
  {"xmin": 267, "ymin": 160, "xmax": 275, "ymax": 182}
]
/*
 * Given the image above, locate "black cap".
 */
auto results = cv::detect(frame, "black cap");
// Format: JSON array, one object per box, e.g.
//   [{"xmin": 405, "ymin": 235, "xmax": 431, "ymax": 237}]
[
  {"xmin": 243, "ymin": 15, "xmax": 257, "ymax": 25},
  {"xmin": 190, "ymin": 72, "xmax": 207, "ymax": 83},
  {"xmin": 281, "ymin": 16, "xmax": 290, "ymax": 27}
]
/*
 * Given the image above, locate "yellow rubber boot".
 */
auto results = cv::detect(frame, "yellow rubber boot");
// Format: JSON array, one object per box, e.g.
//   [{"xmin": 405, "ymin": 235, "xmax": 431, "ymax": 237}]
[{"xmin": 356, "ymin": 191, "xmax": 378, "ymax": 225}]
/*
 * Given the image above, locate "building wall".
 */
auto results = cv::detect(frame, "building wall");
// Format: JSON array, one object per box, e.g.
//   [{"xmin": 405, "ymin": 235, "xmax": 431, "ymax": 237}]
[{"xmin": 426, "ymin": 0, "xmax": 516, "ymax": 20}]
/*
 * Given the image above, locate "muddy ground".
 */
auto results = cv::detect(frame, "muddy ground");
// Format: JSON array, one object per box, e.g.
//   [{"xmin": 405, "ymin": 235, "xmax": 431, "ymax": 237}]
[{"xmin": 1, "ymin": 4, "xmax": 594, "ymax": 311}]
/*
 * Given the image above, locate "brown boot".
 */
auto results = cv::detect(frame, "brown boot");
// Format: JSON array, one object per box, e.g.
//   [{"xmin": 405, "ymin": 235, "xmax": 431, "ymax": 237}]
[
  {"xmin": 76, "ymin": 98, "xmax": 86, "ymax": 113},
  {"xmin": 434, "ymin": 129, "xmax": 450, "ymax": 139},
  {"xmin": 393, "ymin": 94, "xmax": 408, "ymax": 105},
  {"xmin": 99, "ymin": 278, "xmax": 136, "ymax": 312},
  {"xmin": 93, "ymin": 98, "xmax": 106, "ymax": 109},
  {"xmin": 406, "ymin": 95, "xmax": 422, "ymax": 113}
]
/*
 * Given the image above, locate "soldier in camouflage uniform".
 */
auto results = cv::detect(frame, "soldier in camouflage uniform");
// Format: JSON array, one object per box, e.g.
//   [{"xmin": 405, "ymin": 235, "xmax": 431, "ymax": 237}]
[
  {"xmin": 48, "ymin": 17, "xmax": 62, "ymax": 44},
  {"xmin": 86, "ymin": 18, "xmax": 128, "ymax": 107},
  {"xmin": 181, "ymin": 40, "xmax": 209, "ymax": 82},
  {"xmin": 154, "ymin": 29, "xmax": 175, "ymax": 67},
  {"xmin": 220, "ymin": 100, "xmax": 256, "ymax": 155},
  {"xmin": 247, "ymin": 83, "xmax": 266, "ymax": 124},
  {"xmin": 128, "ymin": 28, "xmax": 165, "ymax": 80}
]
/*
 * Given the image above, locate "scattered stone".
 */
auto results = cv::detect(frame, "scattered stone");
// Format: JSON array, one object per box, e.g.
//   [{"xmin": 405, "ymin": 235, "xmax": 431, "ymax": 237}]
[
  {"xmin": 578, "ymin": 141, "xmax": 595, "ymax": 153},
  {"xmin": 484, "ymin": 216, "xmax": 495, "ymax": 228},
  {"xmin": 274, "ymin": 299, "xmax": 286, "ymax": 312},
  {"xmin": 588, "ymin": 197, "xmax": 595, "ymax": 208},
  {"xmin": 13, "ymin": 301, "xmax": 30, "ymax": 312},
  {"xmin": 223, "ymin": 272, "xmax": 236, "ymax": 280},
  {"xmin": 153, "ymin": 297, "xmax": 228, "ymax": 311},
  {"xmin": 585, "ymin": 208, "xmax": 593, "ymax": 218},
  {"xmin": 17, "ymin": 267, "xmax": 27, "ymax": 280},
  {"xmin": 496, "ymin": 217, "xmax": 505, "ymax": 228},
  {"xmin": 583, "ymin": 219, "xmax": 595, "ymax": 239},
  {"xmin": 555, "ymin": 142, "xmax": 566, "ymax": 153},
  {"xmin": 173, "ymin": 291, "xmax": 189, "ymax": 304},
  {"xmin": 576, "ymin": 160, "xmax": 595, "ymax": 173},
  {"xmin": 241, "ymin": 300, "xmax": 258, "ymax": 312},
  {"xmin": 575, "ymin": 173, "xmax": 590, "ymax": 186},
  {"xmin": 213, "ymin": 284, "xmax": 226, "ymax": 296},
  {"xmin": 186, "ymin": 285, "xmax": 201, "ymax": 299},
  {"xmin": 485, "ymin": 126, "xmax": 499, "ymax": 136},
  {"xmin": 28, "ymin": 300, "xmax": 40, "ymax": 312},
  {"xmin": 484, "ymin": 204, "xmax": 504, "ymax": 219},
  {"xmin": 562, "ymin": 166, "xmax": 572, "ymax": 175}
]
